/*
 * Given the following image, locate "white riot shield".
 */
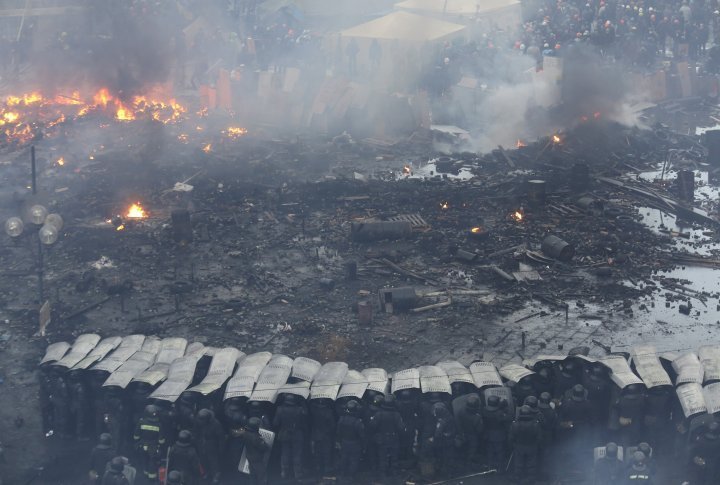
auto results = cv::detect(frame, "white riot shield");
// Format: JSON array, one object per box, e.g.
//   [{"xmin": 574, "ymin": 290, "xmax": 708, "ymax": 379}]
[
  {"xmin": 291, "ymin": 357, "xmax": 322, "ymax": 382},
  {"xmin": 133, "ymin": 363, "xmax": 171, "ymax": 386},
  {"xmin": 418, "ymin": 365, "xmax": 452, "ymax": 394},
  {"xmin": 185, "ymin": 342, "xmax": 206, "ymax": 358},
  {"xmin": 40, "ymin": 342, "xmax": 71, "ymax": 365},
  {"xmin": 391, "ymin": 368, "xmax": 420, "ymax": 394},
  {"xmin": 483, "ymin": 386, "xmax": 514, "ymax": 409},
  {"xmin": 469, "ymin": 362, "xmax": 503, "ymax": 388},
  {"xmin": 593, "ymin": 446, "xmax": 624, "ymax": 464},
  {"xmin": 150, "ymin": 356, "xmax": 203, "ymax": 402},
  {"xmin": 337, "ymin": 370, "xmax": 369, "ymax": 400},
  {"xmin": 362, "ymin": 368, "xmax": 389, "ymax": 394},
  {"xmin": 677, "ymin": 383, "xmax": 707, "ymax": 418},
  {"xmin": 250, "ymin": 355, "xmax": 293, "ymax": 403},
  {"xmin": 436, "ymin": 361, "xmax": 474, "ymax": 386},
  {"xmin": 630, "ymin": 345, "xmax": 672, "ymax": 389},
  {"xmin": 699, "ymin": 346, "xmax": 720, "ymax": 383},
  {"xmin": 103, "ymin": 350, "xmax": 158, "ymax": 389},
  {"xmin": 92, "ymin": 335, "xmax": 146, "ymax": 373},
  {"xmin": 310, "ymin": 362, "xmax": 349, "ymax": 400},
  {"xmin": 224, "ymin": 352, "xmax": 273, "ymax": 401},
  {"xmin": 673, "ymin": 353, "xmax": 704, "ymax": 386},
  {"xmin": 703, "ymin": 382, "xmax": 720, "ymax": 414},
  {"xmin": 279, "ymin": 380, "xmax": 311, "ymax": 399},
  {"xmin": 499, "ymin": 364, "xmax": 535, "ymax": 384},
  {"xmin": 599, "ymin": 355, "xmax": 643, "ymax": 389},
  {"xmin": 72, "ymin": 336, "xmax": 123, "ymax": 370},
  {"xmin": 188, "ymin": 347, "xmax": 243, "ymax": 395},
  {"xmin": 239, "ymin": 428, "xmax": 275, "ymax": 474},
  {"xmin": 54, "ymin": 334, "xmax": 102, "ymax": 369},
  {"xmin": 155, "ymin": 338, "xmax": 188, "ymax": 365}
]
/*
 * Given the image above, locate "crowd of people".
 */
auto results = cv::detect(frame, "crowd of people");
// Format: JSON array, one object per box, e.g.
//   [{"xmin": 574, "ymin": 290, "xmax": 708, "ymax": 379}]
[{"xmin": 38, "ymin": 347, "xmax": 720, "ymax": 485}]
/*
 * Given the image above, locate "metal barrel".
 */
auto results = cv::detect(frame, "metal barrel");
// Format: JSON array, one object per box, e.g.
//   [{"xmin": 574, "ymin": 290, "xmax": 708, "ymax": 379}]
[{"xmin": 541, "ymin": 235, "xmax": 574, "ymax": 262}]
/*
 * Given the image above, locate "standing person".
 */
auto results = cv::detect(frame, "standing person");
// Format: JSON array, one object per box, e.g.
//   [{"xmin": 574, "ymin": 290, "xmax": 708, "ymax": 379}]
[
  {"xmin": 89, "ymin": 433, "xmax": 115, "ymax": 484},
  {"xmin": 336, "ymin": 400, "xmax": 365, "ymax": 480},
  {"xmin": 622, "ymin": 451, "xmax": 653, "ymax": 484},
  {"xmin": 133, "ymin": 404, "xmax": 167, "ymax": 482},
  {"xmin": 167, "ymin": 430, "xmax": 202, "ymax": 485},
  {"xmin": 346, "ymin": 38, "xmax": 359, "ymax": 76},
  {"xmin": 396, "ymin": 389, "xmax": 419, "ymax": 461},
  {"xmin": 687, "ymin": 421, "xmax": 720, "ymax": 484},
  {"xmin": 193, "ymin": 409, "xmax": 225, "ymax": 484},
  {"xmin": 482, "ymin": 395, "xmax": 511, "ymax": 472},
  {"xmin": 237, "ymin": 418, "xmax": 269, "ymax": 485},
  {"xmin": 67, "ymin": 369, "xmax": 91, "ymax": 440},
  {"xmin": 454, "ymin": 395, "xmax": 484, "ymax": 466},
  {"xmin": 310, "ymin": 398, "xmax": 336, "ymax": 477},
  {"xmin": 594, "ymin": 442, "xmax": 624, "ymax": 485},
  {"xmin": 369, "ymin": 39, "xmax": 382, "ymax": 72},
  {"xmin": 558, "ymin": 385, "xmax": 593, "ymax": 472},
  {"xmin": 369, "ymin": 395, "xmax": 405, "ymax": 479},
  {"xmin": 101, "ymin": 457, "xmax": 130, "ymax": 485},
  {"xmin": 509, "ymin": 405, "xmax": 542, "ymax": 485},
  {"xmin": 49, "ymin": 367, "xmax": 71, "ymax": 439},
  {"xmin": 272, "ymin": 394, "xmax": 308, "ymax": 480},
  {"xmin": 432, "ymin": 402, "xmax": 457, "ymax": 477}
]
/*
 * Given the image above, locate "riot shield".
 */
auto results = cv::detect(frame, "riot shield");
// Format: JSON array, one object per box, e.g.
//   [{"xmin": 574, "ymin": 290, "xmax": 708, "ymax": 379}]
[
  {"xmin": 155, "ymin": 337, "xmax": 188, "ymax": 365},
  {"xmin": 132, "ymin": 362, "xmax": 172, "ymax": 387},
  {"xmin": 672, "ymin": 353, "xmax": 704, "ymax": 386},
  {"xmin": 469, "ymin": 362, "xmax": 503, "ymax": 388},
  {"xmin": 599, "ymin": 355, "xmax": 643, "ymax": 389},
  {"xmin": 188, "ymin": 347, "xmax": 243, "ymax": 395},
  {"xmin": 250, "ymin": 355, "xmax": 293, "ymax": 403},
  {"xmin": 239, "ymin": 428, "xmax": 275, "ymax": 475},
  {"xmin": 452, "ymin": 392, "xmax": 482, "ymax": 417},
  {"xmin": 185, "ymin": 342, "xmax": 207, "ymax": 358},
  {"xmin": 593, "ymin": 446, "xmax": 624, "ymax": 464},
  {"xmin": 362, "ymin": 368, "xmax": 389, "ymax": 394},
  {"xmin": 703, "ymin": 382, "xmax": 720, "ymax": 414},
  {"xmin": 92, "ymin": 335, "xmax": 146, "ymax": 373},
  {"xmin": 498, "ymin": 363, "xmax": 535, "ymax": 384},
  {"xmin": 150, "ymin": 355, "xmax": 204, "ymax": 402},
  {"xmin": 337, "ymin": 370, "xmax": 369, "ymax": 400},
  {"xmin": 418, "ymin": 365, "xmax": 452, "ymax": 395},
  {"xmin": 279, "ymin": 380, "xmax": 311, "ymax": 400},
  {"xmin": 291, "ymin": 357, "xmax": 322, "ymax": 382},
  {"xmin": 483, "ymin": 386, "xmax": 514, "ymax": 409},
  {"xmin": 53, "ymin": 334, "xmax": 101, "ymax": 369},
  {"xmin": 310, "ymin": 362, "xmax": 349, "ymax": 400},
  {"xmin": 72, "ymin": 336, "xmax": 123, "ymax": 370},
  {"xmin": 224, "ymin": 352, "xmax": 273, "ymax": 401},
  {"xmin": 699, "ymin": 346, "xmax": 720, "ymax": 383},
  {"xmin": 436, "ymin": 361, "xmax": 474, "ymax": 386},
  {"xmin": 630, "ymin": 345, "xmax": 672, "ymax": 389},
  {"xmin": 391, "ymin": 368, "xmax": 421, "ymax": 394},
  {"xmin": 40, "ymin": 341, "xmax": 71, "ymax": 365},
  {"xmin": 102, "ymin": 348, "xmax": 158, "ymax": 389},
  {"xmin": 676, "ymin": 383, "xmax": 707, "ymax": 419}
]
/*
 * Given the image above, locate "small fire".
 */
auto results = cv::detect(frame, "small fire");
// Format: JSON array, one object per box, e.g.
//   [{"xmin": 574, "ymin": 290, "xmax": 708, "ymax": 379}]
[
  {"xmin": 202, "ymin": 143, "xmax": 212, "ymax": 154},
  {"xmin": 471, "ymin": 227, "xmax": 482, "ymax": 233},
  {"xmin": 115, "ymin": 105, "xmax": 135, "ymax": 121},
  {"xmin": 116, "ymin": 224, "xmax": 125, "ymax": 231},
  {"xmin": 512, "ymin": 211, "xmax": 524, "ymax": 221},
  {"xmin": 552, "ymin": 135, "xmax": 561, "ymax": 144},
  {"xmin": 403, "ymin": 164, "xmax": 412, "ymax": 175},
  {"xmin": 516, "ymin": 139, "xmax": 526, "ymax": 148},
  {"xmin": 225, "ymin": 127, "xmax": 248, "ymax": 139},
  {"xmin": 56, "ymin": 157, "xmax": 65, "ymax": 166},
  {"xmin": 177, "ymin": 134, "xmax": 189, "ymax": 143},
  {"xmin": 126, "ymin": 203, "xmax": 146, "ymax": 219},
  {"xmin": 440, "ymin": 201, "xmax": 450, "ymax": 210}
]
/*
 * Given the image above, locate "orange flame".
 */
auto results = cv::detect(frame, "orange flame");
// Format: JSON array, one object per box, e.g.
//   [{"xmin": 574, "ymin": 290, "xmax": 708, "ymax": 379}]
[
  {"xmin": 512, "ymin": 211, "xmax": 523, "ymax": 221},
  {"xmin": 471, "ymin": 227, "xmax": 482, "ymax": 233},
  {"xmin": 56, "ymin": 157, "xmax": 65, "ymax": 166},
  {"xmin": 516, "ymin": 139, "xmax": 526, "ymax": 148},
  {"xmin": 552, "ymin": 135, "xmax": 561, "ymax": 144},
  {"xmin": 225, "ymin": 127, "xmax": 248, "ymax": 139},
  {"xmin": 403, "ymin": 164, "xmax": 412, "ymax": 175},
  {"xmin": 126, "ymin": 203, "xmax": 146, "ymax": 219},
  {"xmin": 440, "ymin": 201, "xmax": 450, "ymax": 210},
  {"xmin": 116, "ymin": 224, "xmax": 125, "ymax": 231},
  {"xmin": 202, "ymin": 143, "xmax": 212, "ymax": 153}
]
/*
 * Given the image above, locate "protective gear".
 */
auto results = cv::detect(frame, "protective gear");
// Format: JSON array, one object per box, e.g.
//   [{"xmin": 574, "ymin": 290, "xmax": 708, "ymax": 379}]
[
  {"xmin": 310, "ymin": 399, "xmax": 336, "ymax": 475},
  {"xmin": 273, "ymin": 393, "xmax": 308, "ymax": 479},
  {"xmin": 247, "ymin": 417, "xmax": 261, "ymax": 432},
  {"xmin": 431, "ymin": 402, "xmax": 457, "ymax": 475},
  {"xmin": 144, "ymin": 404, "xmax": 159, "ymax": 418},
  {"xmin": 101, "ymin": 457, "xmax": 129, "ymax": 485},
  {"xmin": 594, "ymin": 442, "xmax": 624, "ymax": 484},
  {"xmin": 110, "ymin": 457, "xmax": 125, "ymax": 472},
  {"xmin": 169, "ymin": 431, "xmax": 202, "ymax": 485},
  {"xmin": 369, "ymin": 395, "xmax": 405, "ymax": 477},
  {"xmin": 194, "ymin": 408, "xmax": 224, "ymax": 483},
  {"xmin": 90, "ymin": 434, "xmax": 115, "ymax": 483},
  {"xmin": 177, "ymin": 429, "xmax": 192, "ymax": 444},
  {"xmin": 510, "ymin": 404, "xmax": 542, "ymax": 483},
  {"xmin": 238, "ymin": 417, "xmax": 270, "ymax": 485},
  {"xmin": 346, "ymin": 400, "xmax": 360, "ymax": 414},
  {"xmin": 466, "ymin": 395, "xmax": 480, "ymax": 410},
  {"xmin": 482, "ymin": 396, "xmax": 511, "ymax": 471},
  {"xmin": 572, "ymin": 384, "xmax": 586, "ymax": 401},
  {"xmin": 486, "ymin": 395, "xmax": 501, "ymax": 411},
  {"xmin": 99, "ymin": 433, "xmax": 112, "ymax": 446},
  {"xmin": 133, "ymin": 404, "xmax": 167, "ymax": 480},
  {"xmin": 197, "ymin": 408, "xmax": 211, "ymax": 423},
  {"xmin": 166, "ymin": 470, "xmax": 183, "ymax": 484},
  {"xmin": 518, "ymin": 405, "xmax": 532, "ymax": 419},
  {"xmin": 336, "ymin": 401, "xmax": 366, "ymax": 479}
]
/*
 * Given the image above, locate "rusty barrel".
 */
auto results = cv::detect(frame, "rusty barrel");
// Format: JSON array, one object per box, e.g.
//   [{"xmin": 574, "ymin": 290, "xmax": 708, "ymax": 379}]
[{"xmin": 541, "ymin": 235, "xmax": 575, "ymax": 262}]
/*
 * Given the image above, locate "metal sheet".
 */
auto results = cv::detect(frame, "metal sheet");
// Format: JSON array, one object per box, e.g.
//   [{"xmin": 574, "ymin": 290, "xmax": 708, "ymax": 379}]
[
  {"xmin": 150, "ymin": 356, "xmax": 202, "ymax": 402},
  {"xmin": 599, "ymin": 355, "xmax": 643, "ymax": 389},
  {"xmin": 224, "ymin": 352, "xmax": 273, "ymax": 401},
  {"xmin": 391, "ymin": 368, "xmax": 420, "ymax": 393},
  {"xmin": 498, "ymin": 364, "xmax": 534, "ymax": 383},
  {"xmin": 337, "ymin": 370, "xmax": 369, "ymax": 399},
  {"xmin": 54, "ymin": 334, "xmax": 101, "ymax": 369},
  {"xmin": 703, "ymin": 383, "xmax": 720, "ymax": 414},
  {"xmin": 72, "ymin": 336, "xmax": 123, "ymax": 370},
  {"xmin": 279, "ymin": 380, "xmax": 311, "ymax": 399},
  {"xmin": 40, "ymin": 342, "xmax": 71, "ymax": 365},
  {"xmin": 673, "ymin": 353, "xmax": 704, "ymax": 386},
  {"xmin": 436, "ymin": 361, "xmax": 474, "ymax": 385},
  {"xmin": 103, "ymin": 350, "xmax": 157, "ymax": 389},
  {"xmin": 630, "ymin": 345, "xmax": 672, "ymax": 389},
  {"xmin": 419, "ymin": 365, "xmax": 452, "ymax": 394},
  {"xmin": 155, "ymin": 337, "xmax": 188, "ymax": 365},
  {"xmin": 291, "ymin": 357, "xmax": 322, "ymax": 382},
  {"xmin": 362, "ymin": 368, "xmax": 389, "ymax": 394},
  {"xmin": 250, "ymin": 355, "xmax": 293, "ymax": 403},
  {"xmin": 188, "ymin": 347, "xmax": 243, "ymax": 395},
  {"xmin": 677, "ymin": 383, "xmax": 707, "ymax": 418},
  {"xmin": 91, "ymin": 335, "xmax": 146, "ymax": 373},
  {"xmin": 310, "ymin": 362, "xmax": 349, "ymax": 400},
  {"xmin": 133, "ymin": 363, "xmax": 171, "ymax": 386},
  {"xmin": 469, "ymin": 362, "xmax": 503, "ymax": 388},
  {"xmin": 699, "ymin": 346, "xmax": 720, "ymax": 383},
  {"xmin": 185, "ymin": 342, "xmax": 206, "ymax": 358}
]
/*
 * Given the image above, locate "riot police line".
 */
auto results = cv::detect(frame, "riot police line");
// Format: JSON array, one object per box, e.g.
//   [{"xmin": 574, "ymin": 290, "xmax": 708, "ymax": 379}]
[{"xmin": 38, "ymin": 335, "xmax": 720, "ymax": 484}]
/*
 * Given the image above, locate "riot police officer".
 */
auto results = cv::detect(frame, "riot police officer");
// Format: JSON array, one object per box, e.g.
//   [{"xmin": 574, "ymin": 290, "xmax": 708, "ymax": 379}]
[
  {"xmin": 395, "ymin": 389, "xmax": 419, "ymax": 461},
  {"xmin": 454, "ymin": 395, "xmax": 483, "ymax": 464},
  {"xmin": 594, "ymin": 442, "xmax": 623, "ymax": 485},
  {"xmin": 613, "ymin": 384, "xmax": 646, "ymax": 446},
  {"xmin": 49, "ymin": 366, "xmax": 71, "ymax": 439},
  {"xmin": 432, "ymin": 401, "xmax": 457, "ymax": 476},
  {"xmin": 100, "ymin": 387, "xmax": 129, "ymax": 453},
  {"xmin": 482, "ymin": 395, "xmax": 511, "ymax": 472},
  {"xmin": 194, "ymin": 408, "xmax": 225, "ymax": 484},
  {"xmin": 558, "ymin": 384, "xmax": 592, "ymax": 471},
  {"xmin": 237, "ymin": 417, "xmax": 269, "ymax": 485},
  {"xmin": 554, "ymin": 360, "xmax": 582, "ymax": 398},
  {"xmin": 224, "ymin": 403, "xmax": 247, "ymax": 477},
  {"xmin": 688, "ymin": 421, "xmax": 720, "ymax": 484},
  {"xmin": 101, "ymin": 457, "xmax": 130, "ymax": 485},
  {"xmin": 173, "ymin": 392, "xmax": 197, "ymax": 435},
  {"xmin": 369, "ymin": 395, "xmax": 405, "ymax": 478},
  {"xmin": 336, "ymin": 400, "xmax": 365, "ymax": 479},
  {"xmin": 273, "ymin": 393, "xmax": 308, "ymax": 480},
  {"xmin": 166, "ymin": 470, "xmax": 184, "ymax": 485},
  {"xmin": 623, "ymin": 451, "xmax": 652, "ymax": 484},
  {"xmin": 310, "ymin": 398, "xmax": 336, "ymax": 476},
  {"xmin": 133, "ymin": 404, "xmax": 167, "ymax": 482},
  {"xmin": 67, "ymin": 369, "xmax": 91, "ymax": 439},
  {"xmin": 89, "ymin": 433, "xmax": 115, "ymax": 484},
  {"xmin": 510, "ymin": 405, "xmax": 542, "ymax": 484},
  {"xmin": 168, "ymin": 430, "xmax": 202, "ymax": 485}
]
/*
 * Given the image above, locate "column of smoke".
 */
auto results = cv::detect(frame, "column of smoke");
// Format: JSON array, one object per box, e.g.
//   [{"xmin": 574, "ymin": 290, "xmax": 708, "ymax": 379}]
[{"xmin": 468, "ymin": 45, "xmax": 644, "ymax": 153}]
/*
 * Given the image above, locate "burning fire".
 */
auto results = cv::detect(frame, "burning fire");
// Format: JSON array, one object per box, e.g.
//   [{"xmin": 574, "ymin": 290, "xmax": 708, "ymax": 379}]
[
  {"xmin": 440, "ymin": 201, "xmax": 450, "ymax": 210},
  {"xmin": 126, "ymin": 203, "xmax": 147, "ymax": 219},
  {"xmin": 177, "ymin": 134, "xmax": 189, "ymax": 143},
  {"xmin": 224, "ymin": 127, "xmax": 248, "ymax": 140},
  {"xmin": 516, "ymin": 139, "xmax": 526, "ymax": 148},
  {"xmin": 56, "ymin": 157, "xmax": 65, "ymax": 166},
  {"xmin": 471, "ymin": 227, "xmax": 482, "ymax": 233},
  {"xmin": 512, "ymin": 211, "xmax": 524, "ymax": 221},
  {"xmin": 403, "ymin": 164, "xmax": 412, "ymax": 175},
  {"xmin": 552, "ymin": 135, "xmax": 561, "ymax": 144},
  {"xmin": 116, "ymin": 224, "xmax": 125, "ymax": 231},
  {"xmin": 202, "ymin": 143, "xmax": 212, "ymax": 154}
]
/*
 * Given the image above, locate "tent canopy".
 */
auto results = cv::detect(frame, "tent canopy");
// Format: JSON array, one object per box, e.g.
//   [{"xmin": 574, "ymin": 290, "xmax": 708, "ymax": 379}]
[
  {"xmin": 340, "ymin": 11, "xmax": 465, "ymax": 42},
  {"xmin": 395, "ymin": 0, "xmax": 520, "ymax": 17}
]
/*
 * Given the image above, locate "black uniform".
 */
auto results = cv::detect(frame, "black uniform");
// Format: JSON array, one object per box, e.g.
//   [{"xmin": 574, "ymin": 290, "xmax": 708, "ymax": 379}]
[
  {"xmin": 238, "ymin": 426, "xmax": 269, "ymax": 485},
  {"xmin": 482, "ymin": 398, "xmax": 511, "ymax": 471},
  {"xmin": 593, "ymin": 445, "xmax": 624, "ymax": 485},
  {"xmin": 336, "ymin": 406, "xmax": 366, "ymax": 478},
  {"xmin": 193, "ymin": 409, "xmax": 225, "ymax": 483},
  {"xmin": 89, "ymin": 442, "xmax": 115, "ymax": 483},
  {"xmin": 509, "ymin": 407, "xmax": 542, "ymax": 485},
  {"xmin": 67, "ymin": 371, "xmax": 91, "ymax": 439},
  {"xmin": 49, "ymin": 372, "xmax": 71, "ymax": 438},
  {"xmin": 688, "ymin": 428, "xmax": 720, "ymax": 485},
  {"xmin": 454, "ymin": 397, "xmax": 483, "ymax": 463},
  {"xmin": 133, "ymin": 409, "xmax": 167, "ymax": 481},
  {"xmin": 100, "ymin": 469, "xmax": 130, "ymax": 485},
  {"xmin": 369, "ymin": 398, "xmax": 405, "ymax": 477},
  {"xmin": 272, "ymin": 396, "xmax": 308, "ymax": 480},
  {"xmin": 432, "ymin": 403, "xmax": 457, "ymax": 475},
  {"xmin": 168, "ymin": 440, "xmax": 203, "ymax": 485},
  {"xmin": 614, "ymin": 385, "xmax": 646, "ymax": 446},
  {"xmin": 396, "ymin": 390, "xmax": 419, "ymax": 460},
  {"xmin": 310, "ymin": 399, "xmax": 336, "ymax": 475}
]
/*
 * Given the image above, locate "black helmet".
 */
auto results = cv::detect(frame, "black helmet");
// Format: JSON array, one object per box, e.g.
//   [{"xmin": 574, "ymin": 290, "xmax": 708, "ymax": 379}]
[
  {"xmin": 518, "ymin": 405, "xmax": 532, "ymax": 419},
  {"xmin": 572, "ymin": 384, "xmax": 586, "ymax": 401},
  {"xmin": 247, "ymin": 417, "xmax": 262, "ymax": 432},
  {"xmin": 638, "ymin": 442, "xmax": 652, "ymax": 457},
  {"xmin": 632, "ymin": 451, "xmax": 646, "ymax": 467},
  {"xmin": 250, "ymin": 400, "xmax": 263, "ymax": 409},
  {"xmin": 539, "ymin": 392, "xmax": 552, "ymax": 407},
  {"xmin": 110, "ymin": 457, "xmax": 124, "ymax": 472},
  {"xmin": 591, "ymin": 364, "xmax": 605, "ymax": 376},
  {"xmin": 372, "ymin": 395, "xmax": 384, "ymax": 406},
  {"xmin": 524, "ymin": 396, "xmax": 538, "ymax": 410},
  {"xmin": 486, "ymin": 395, "xmax": 500, "ymax": 410},
  {"xmin": 466, "ymin": 395, "xmax": 480, "ymax": 410},
  {"xmin": 398, "ymin": 389, "xmax": 413, "ymax": 399},
  {"xmin": 432, "ymin": 402, "xmax": 447, "ymax": 417},
  {"xmin": 706, "ymin": 421, "xmax": 720, "ymax": 439},
  {"xmin": 197, "ymin": 408, "xmax": 212, "ymax": 423},
  {"xmin": 382, "ymin": 395, "xmax": 396, "ymax": 410},
  {"xmin": 178, "ymin": 429, "xmax": 192, "ymax": 445},
  {"xmin": 562, "ymin": 360, "xmax": 576, "ymax": 374},
  {"xmin": 626, "ymin": 383, "xmax": 643, "ymax": 394},
  {"xmin": 606, "ymin": 442, "xmax": 618, "ymax": 458},
  {"xmin": 98, "ymin": 433, "xmax": 112, "ymax": 446},
  {"xmin": 179, "ymin": 391, "xmax": 194, "ymax": 403},
  {"xmin": 346, "ymin": 400, "xmax": 360, "ymax": 414},
  {"xmin": 284, "ymin": 394, "xmax": 297, "ymax": 405},
  {"xmin": 167, "ymin": 470, "xmax": 183, "ymax": 484},
  {"xmin": 144, "ymin": 404, "xmax": 159, "ymax": 418}
]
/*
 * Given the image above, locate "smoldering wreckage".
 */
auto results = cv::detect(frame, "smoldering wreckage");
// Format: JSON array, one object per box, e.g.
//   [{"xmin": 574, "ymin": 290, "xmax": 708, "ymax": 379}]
[{"xmin": 5, "ymin": 12, "xmax": 720, "ymax": 485}]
